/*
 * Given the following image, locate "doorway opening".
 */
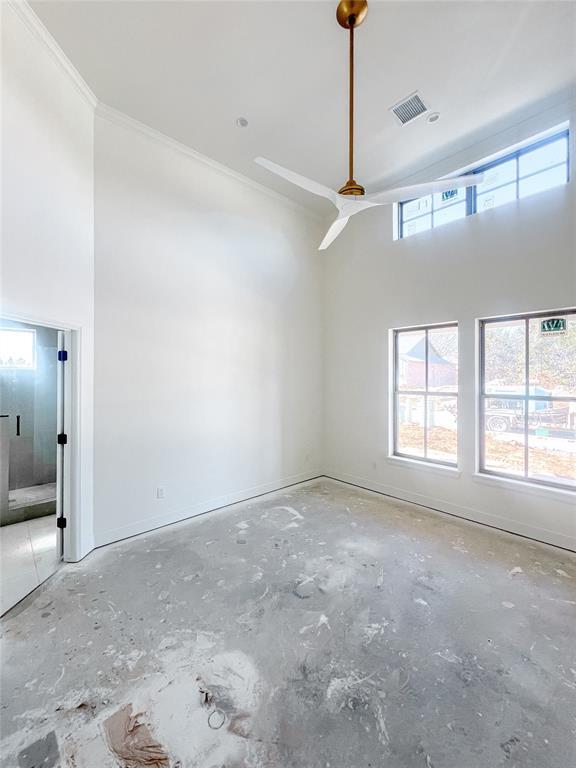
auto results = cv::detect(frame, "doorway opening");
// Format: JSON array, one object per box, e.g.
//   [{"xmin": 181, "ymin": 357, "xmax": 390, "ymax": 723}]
[{"xmin": 0, "ymin": 318, "xmax": 69, "ymax": 614}]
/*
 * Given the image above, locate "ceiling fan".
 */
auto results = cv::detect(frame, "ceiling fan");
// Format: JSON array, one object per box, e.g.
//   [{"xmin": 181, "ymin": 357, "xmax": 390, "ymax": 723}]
[{"xmin": 255, "ymin": 0, "xmax": 482, "ymax": 250}]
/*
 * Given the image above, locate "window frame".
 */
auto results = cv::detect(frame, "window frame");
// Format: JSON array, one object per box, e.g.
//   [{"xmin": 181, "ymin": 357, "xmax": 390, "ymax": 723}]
[
  {"xmin": 393, "ymin": 322, "xmax": 459, "ymax": 468},
  {"xmin": 398, "ymin": 129, "xmax": 570, "ymax": 239},
  {"xmin": 478, "ymin": 308, "xmax": 576, "ymax": 491}
]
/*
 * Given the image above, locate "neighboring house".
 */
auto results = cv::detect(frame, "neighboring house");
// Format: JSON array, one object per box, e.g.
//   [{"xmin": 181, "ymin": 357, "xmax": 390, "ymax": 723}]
[{"xmin": 400, "ymin": 337, "xmax": 457, "ymax": 389}]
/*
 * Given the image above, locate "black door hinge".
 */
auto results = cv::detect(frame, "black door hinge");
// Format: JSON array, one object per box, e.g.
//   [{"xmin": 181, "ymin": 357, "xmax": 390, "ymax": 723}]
[
  {"xmin": 58, "ymin": 350, "xmax": 68, "ymax": 362},
  {"xmin": 57, "ymin": 433, "xmax": 68, "ymax": 445},
  {"xmin": 57, "ymin": 517, "xmax": 67, "ymax": 529}
]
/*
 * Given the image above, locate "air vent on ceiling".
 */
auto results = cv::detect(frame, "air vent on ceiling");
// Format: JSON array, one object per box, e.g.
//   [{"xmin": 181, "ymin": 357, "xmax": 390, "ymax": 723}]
[{"xmin": 390, "ymin": 92, "xmax": 429, "ymax": 125}]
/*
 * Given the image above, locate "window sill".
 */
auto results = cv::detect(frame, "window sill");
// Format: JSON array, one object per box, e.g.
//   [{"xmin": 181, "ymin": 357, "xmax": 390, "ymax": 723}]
[
  {"xmin": 472, "ymin": 472, "xmax": 575, "ymax": 501},
  {"xmin": 387, "ymin": 455, "xmax": 461, "ymax": 477}
]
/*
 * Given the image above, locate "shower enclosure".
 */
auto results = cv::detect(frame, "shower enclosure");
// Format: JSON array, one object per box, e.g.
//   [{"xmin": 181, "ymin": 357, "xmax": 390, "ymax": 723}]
[{"xmin": 0, "ymin": 319, "xmax": 64, "ymax": 613}]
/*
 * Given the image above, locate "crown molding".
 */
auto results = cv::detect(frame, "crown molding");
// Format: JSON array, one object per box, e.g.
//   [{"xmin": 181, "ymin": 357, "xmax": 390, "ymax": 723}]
[
  {"xmin": 95, "ymin": 103, "xmax": 323, "ymax": 223},
  {"xmin": 7, "ymin": 0, "xmax": 321, "ymax": 222},
  {"xmin": 6, "ymin": 0, "xmax": 97, "ymax": 109}
]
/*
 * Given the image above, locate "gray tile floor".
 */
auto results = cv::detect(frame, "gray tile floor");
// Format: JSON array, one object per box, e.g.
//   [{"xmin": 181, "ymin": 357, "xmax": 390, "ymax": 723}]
[
  {"xmin": 1, "ymin": 481, "xmax": 575, "ymax": 767},
  {"xmin": 0, "ymin": 514, "xmax": 59, "ymax": 615}
]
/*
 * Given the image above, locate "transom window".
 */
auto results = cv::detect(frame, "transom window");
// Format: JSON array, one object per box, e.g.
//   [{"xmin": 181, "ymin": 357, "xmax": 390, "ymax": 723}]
[
  {"xmin": 393, "ymin": 324, "xmax": 458, "ymax": 466},
  {"xmin": 0, "ymin": 328, "xmax": 36, "ymax": 370},
  {"xmin": 399, "ymin": 129, "xmax": 569, "ymax": 239},
  {"xmin": 479, "ymin": 309, "xmax": 576, "ymax": 489}
]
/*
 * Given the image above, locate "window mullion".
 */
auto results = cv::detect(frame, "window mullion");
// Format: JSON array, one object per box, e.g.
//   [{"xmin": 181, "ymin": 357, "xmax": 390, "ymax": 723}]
[
  {"xmin": 393, "ymin": 332, "xmax": 398, "ymax": 454},
  {"xmin": 467, "ymin": 183, "xmax": 475, "ymax": 216},
  {"xmin": 479, "ymin": 321, "xmax": 485, "ymax": 472},
  {"xmin": 394, "ymin": 392, "xmax": 399, "ymax": 457},
  {"xmin": 523, "ymin": 317, "xmax": 529, "ymax": 479},
  {"xmin": 424, "ymin": 329, "xmax": 429, "ymax": 459}
]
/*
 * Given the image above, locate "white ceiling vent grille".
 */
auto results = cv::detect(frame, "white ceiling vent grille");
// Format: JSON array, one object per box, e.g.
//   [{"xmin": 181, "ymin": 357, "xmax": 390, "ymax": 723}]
[{"xmin": 390, "ymin": 92, "xmax": 429, "ymax": 125}]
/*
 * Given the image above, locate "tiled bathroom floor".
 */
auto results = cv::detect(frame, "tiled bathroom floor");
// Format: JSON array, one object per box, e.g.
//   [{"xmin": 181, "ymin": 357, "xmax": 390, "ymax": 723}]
[
  {"xmin": 9, "ymin": 482, "xmax": 57, "ymax": 509},
  {"xmin": 0, "ymin": 515, "xmax": 59, "ymax": 614}
]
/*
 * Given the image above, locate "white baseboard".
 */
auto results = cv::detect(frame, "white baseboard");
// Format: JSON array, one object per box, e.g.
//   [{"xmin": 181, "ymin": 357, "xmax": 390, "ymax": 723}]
[
  {"xmin": 90, "ymin": 469, "xmax": 576, "ymax": 554},
  {"xmin": 323, "ymin": 472, "xmax": 576, "ymax": 553},
  {"xmin": 94, "ymin": 471, "xmax": 324, "ymax": 548}
]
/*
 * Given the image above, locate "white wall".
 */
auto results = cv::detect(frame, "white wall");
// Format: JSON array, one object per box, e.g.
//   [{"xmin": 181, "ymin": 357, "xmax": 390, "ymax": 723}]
[
  {"xmin": 324, "ymin": 101, "xmax": 576, "ymax": 550},
  {"xmin": 93, "ymin": 110, "xmax": 324, "ymax": 546},
  {"xmin": 0, "ymin": 3, "xmax": 95, "ymax": 559}
]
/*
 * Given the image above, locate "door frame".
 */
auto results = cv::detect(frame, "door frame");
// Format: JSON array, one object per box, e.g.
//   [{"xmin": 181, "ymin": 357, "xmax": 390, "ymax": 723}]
[
  {"xmin": 56, "ymin": 329, "xmax": 73, "ymax": 559},
  {"xmin": 0, "ymin": 313, "xmax": 77, "ymax": 562}
]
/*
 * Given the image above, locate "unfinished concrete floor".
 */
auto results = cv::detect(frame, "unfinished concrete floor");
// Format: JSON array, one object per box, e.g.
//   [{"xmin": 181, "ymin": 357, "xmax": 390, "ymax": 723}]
[{"xmin": 1, "ymin": 481, "xmax": 575, "ymax": 768}]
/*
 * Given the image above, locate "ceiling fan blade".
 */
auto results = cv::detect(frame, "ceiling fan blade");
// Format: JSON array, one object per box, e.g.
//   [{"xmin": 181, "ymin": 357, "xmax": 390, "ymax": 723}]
[
  {"xmin": 255, "ymin": 157, "xmax": 338, "ymax": 205},
  {"xmin": 318, "ymin": 216, "xmax": 350, "ymax": 250},
  {"xmin": 367, "ymin": 173, "xmax": 485, "ymax": 205}
]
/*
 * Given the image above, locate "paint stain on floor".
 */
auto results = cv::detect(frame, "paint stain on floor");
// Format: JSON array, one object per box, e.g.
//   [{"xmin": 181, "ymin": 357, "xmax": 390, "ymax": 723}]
[{"xmin": 1, "ymin": 481, "xmax": 575, "ymax": 767}]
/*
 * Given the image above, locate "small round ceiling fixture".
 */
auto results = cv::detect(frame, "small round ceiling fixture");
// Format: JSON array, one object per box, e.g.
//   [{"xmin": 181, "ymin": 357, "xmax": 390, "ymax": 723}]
[
  {"xmin": 427, "ymin": 112, "xmax": 440, "ymax": 124},
  {"xmin": 236, "ymin": 117, "xmax": 249, "ymax": 128}
]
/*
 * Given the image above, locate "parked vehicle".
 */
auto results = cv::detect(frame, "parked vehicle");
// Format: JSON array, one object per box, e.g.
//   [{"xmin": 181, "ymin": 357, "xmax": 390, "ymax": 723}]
[{"xmin": 485, "ymin": 399, "xmax": 570, "ymax": 432}]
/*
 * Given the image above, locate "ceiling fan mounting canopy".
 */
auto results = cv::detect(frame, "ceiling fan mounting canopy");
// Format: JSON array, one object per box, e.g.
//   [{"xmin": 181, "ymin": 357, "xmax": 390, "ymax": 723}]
[{"xmin": 336, "ymin": 0, "xmax": 368, "ymax": 29}]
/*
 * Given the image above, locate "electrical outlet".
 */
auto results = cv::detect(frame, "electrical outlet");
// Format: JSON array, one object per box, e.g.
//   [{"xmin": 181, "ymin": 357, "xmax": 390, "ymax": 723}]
[{"xmin": 156, "ymin": 487, "xmax": 165, "ymax": 500}]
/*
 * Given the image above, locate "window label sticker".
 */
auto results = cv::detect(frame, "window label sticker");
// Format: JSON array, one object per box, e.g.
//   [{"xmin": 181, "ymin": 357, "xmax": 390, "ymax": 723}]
[
  {"xmin": 540, "ymin": 317, "xmax": 566, "ymax": 335},
  {"xmin": 441, "ymin": 189, "xmax": 458, "ymax": 202}
]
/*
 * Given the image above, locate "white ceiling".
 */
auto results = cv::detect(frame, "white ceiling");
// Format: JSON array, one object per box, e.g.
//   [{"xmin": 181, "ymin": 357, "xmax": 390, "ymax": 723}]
[{"xmin": 32, "ymin": 1, "xmax": 576, "ymax": 212}]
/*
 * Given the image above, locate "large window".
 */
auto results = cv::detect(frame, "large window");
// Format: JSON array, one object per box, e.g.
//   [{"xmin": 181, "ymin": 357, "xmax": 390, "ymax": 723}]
[
  {"xmin": 399, "ymin": 129, "xmax": 569, "ymax": 239},
  {"xmin": 393, "ymin": 324, "xmax": 458, "ymax": 466},
  {"xmin": 479, "ymin": 310, "xmax": 576, "ymax": 489}
]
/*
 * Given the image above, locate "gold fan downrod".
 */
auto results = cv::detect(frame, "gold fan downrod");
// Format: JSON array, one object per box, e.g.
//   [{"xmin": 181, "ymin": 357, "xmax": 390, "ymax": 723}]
[{"xmin": 337, "ymin": 0, "xmax": 368, "ymax": 196}]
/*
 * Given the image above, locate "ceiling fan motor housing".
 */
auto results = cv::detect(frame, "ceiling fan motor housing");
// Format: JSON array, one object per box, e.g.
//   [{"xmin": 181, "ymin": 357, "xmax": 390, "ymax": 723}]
[{"xmin": 338, "ymin": 180, "xmax": 365, "ymax": 196}]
